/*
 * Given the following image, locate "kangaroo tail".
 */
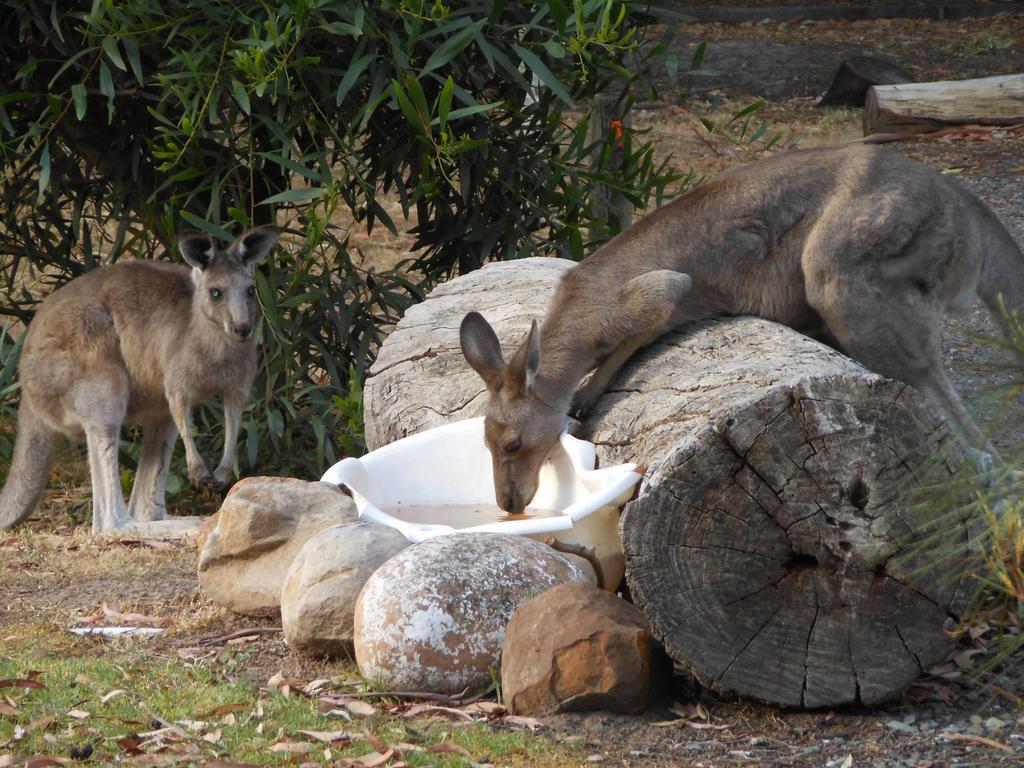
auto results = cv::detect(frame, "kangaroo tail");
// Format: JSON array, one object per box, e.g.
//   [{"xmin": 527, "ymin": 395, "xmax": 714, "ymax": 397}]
[{"xmin": 0, "ymin": 399, "xmax": 58, "ymax": 529}]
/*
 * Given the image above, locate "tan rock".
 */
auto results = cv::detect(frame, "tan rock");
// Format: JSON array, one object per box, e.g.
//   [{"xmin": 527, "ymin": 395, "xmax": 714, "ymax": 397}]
[
  {"xmin": 354, "ymin": 533, "xmax": 587, "ymax": 695},
  {"xmin": 198, "ymin": 477, "xmax": 357, "ymax": 615},
  {"xmin": 501, "ymin": 581, "xmax": 657, "ymax": 715},
  {"xmin": 281, "ymin": 522, "xmax": 410, "ymax": 656}
]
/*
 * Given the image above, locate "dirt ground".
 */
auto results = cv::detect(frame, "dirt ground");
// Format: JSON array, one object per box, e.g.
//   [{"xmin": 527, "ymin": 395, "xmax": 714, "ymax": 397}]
[{"xmin": 4, "ymin": 9, "xmax": 1024, "ymax": 768}]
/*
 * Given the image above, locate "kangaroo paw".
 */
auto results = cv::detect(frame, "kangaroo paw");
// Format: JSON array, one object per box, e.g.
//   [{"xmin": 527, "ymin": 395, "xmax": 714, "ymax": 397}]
[
  {"xmin": 211, "ymin": 467, "xmax": 233, "ymax": 492},
  {"xmin": 187, "ymin": 461, "xmax": 211, "ymax": 490}
]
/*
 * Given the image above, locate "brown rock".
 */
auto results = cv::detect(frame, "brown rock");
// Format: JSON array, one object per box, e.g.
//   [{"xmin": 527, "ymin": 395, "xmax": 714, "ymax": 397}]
[
  {"xmin": 198, "ymin": 477, "xmax": 357, "ymax": 615},
  {"xmin": 281, "ymin": 522, "xmax": 410, "ymax": 656},
  {"xmin": 501, "ymin": 581, "xmax": 656, "ymax": 715},
  {"xmin": 354, "ymin": 533, "xmax": 587, "ymax": 695}
]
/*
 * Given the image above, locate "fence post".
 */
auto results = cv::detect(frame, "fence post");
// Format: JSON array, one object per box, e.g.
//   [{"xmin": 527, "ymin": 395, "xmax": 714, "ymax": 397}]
[{"xmin": 588, "ymin": 93, "xmax": 633, "ymax": 232}]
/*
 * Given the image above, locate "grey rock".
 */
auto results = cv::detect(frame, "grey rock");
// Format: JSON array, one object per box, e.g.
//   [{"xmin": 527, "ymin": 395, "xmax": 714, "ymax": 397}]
[
  {"xmin": 281, "ymin": 522, "xmax": 410, "ymax": 656},
  {"xmin": 198, "ymin": 477, "xmax": 356, "ymax": 615}
]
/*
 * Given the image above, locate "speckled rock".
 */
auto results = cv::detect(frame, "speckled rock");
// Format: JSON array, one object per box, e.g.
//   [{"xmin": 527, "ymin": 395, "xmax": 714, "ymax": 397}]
[
  {"xmin": 353, "ymin": 533, "xmax": 587, "ymax": 695},
  {"xmin": 501, "ymin": 581, "xmax": 658, "ymax": 715},
  {"xmin": 281, "ymin": 522, "xmax": 410, "ymax": 656},
  {"xmin": 198, "ymin": 477, "xmax": 357, "ymax": 616}
]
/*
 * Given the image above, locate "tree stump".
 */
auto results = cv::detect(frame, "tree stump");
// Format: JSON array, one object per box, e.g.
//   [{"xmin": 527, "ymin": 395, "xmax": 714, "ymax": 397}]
[
  {"xmin": 819, "ymin": 55, "xmax": 913, "ymax": 108},
  {"xmin": 864, "ymin": 74, "xmax": 1024, "ymax": 135},
  {"xmin": 365, "ymin": 257, "xmax": 975, "ymax": 707}
]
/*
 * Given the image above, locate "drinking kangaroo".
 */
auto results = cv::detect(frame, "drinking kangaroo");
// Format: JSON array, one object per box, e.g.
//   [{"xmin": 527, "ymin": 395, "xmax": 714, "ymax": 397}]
[
  {"xmin": 0, "ymin": 226, "xmax": 277, "ymax": 534},
  {"xmin": 461, "ymin": 144, "xmax": 1024, "ymax": 514}
]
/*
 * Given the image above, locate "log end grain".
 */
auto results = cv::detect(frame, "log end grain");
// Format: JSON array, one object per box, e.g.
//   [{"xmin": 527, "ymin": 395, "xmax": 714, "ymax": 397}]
[{"xmin": 621, "ymin": 377, "xmax": 972, "ymax": 708}]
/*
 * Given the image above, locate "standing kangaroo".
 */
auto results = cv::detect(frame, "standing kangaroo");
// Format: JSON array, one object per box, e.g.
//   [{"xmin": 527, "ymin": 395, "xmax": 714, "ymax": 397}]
[
  {"xmin": 460, "ymin": 144, "xmax": 1024, "ymax": 514},
  {"xmin": 0, "ymin": 226, "xmax": 277, "ymax": 534}
]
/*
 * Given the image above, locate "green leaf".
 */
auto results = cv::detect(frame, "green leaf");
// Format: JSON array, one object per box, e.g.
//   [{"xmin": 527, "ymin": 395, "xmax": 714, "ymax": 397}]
[
  {"xmin": 15, "ymin": 60, "xmax": 38, "ymax": 79},
  {"xmin": 37, "ymin": 141, "xmax": 51, "ymax": 201},
  {"xmin": 390, "ymin": 78, "xmax": 421, "ymax": 129},
  {"xmin": 122, "ymin": 34, "xmax": 144, "ymax": 84},
  {"xmin": 690, "ymin": 39, "xmax": 708, "ymax": 71},
  {"xmin": 404, "ymin": 75, "xmax": 430, "ymax": 129},
  {"xmin": 260, "ymin": 187, "xmax": 326, "ymax": 205},
  {"xmin": 0, "ymin": 92, "xmax": 34, "ymax": 107},
  {"xmin": 98, "ymin": 60, "xmax": 115, "ymax": 102},
  {"xmin": 102, "ymin": 36, "xmax": 126, "ymax": 71},
  {"xmin": 432, "ymin": 100, "xmax": 501, "ymax": 125},
  {"xmin": 543, "ymin": 40, "xmax": 566, "ymax": 59},
  {"xmin": 232, "ymin": 79, "xmax": 250, "ymax": 114},
  {"xmin": 335, "ymin": 52, "xmax": 374, "ymax": 107},
  {"xmin": 437, "ymin": 75, "xmax": 454, "ymax": 128},
  {"xmin": 179, "ymin": 212, "xmax": 232, "ymax": 240},
  {"xmin": 420, "ymin": 18, "xmax": 486, "ymax": 74},
  {"xmin": 513, "ymin": 44, "xmax": 573, "ymax": 107},
  {"xmin": 71, "ymin": 83, "xmax": 87, "ymax": 120}
]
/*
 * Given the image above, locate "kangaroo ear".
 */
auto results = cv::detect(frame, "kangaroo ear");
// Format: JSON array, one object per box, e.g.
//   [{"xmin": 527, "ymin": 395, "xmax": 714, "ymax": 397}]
[
  {"xmin": 460, "ymin": 312, "xmax": 506, "ymax": 391},
  {"xmin": 234, "ymin": 226, "xmax": 278, "ymax": 266},
  {"xmin": 179, "ymin": 233, "xmax": 217, "ymax": 270},
  {"xmin": 508, "ymin": 319, "xmax": 541, "ymax": 395}
]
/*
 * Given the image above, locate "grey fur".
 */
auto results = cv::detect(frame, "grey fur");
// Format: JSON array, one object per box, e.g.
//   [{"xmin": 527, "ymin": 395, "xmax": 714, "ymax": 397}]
[
  {"xmin": 461, "ymin": 145, "xmax": 1024, "ymax": 513},
  {"xmin": 0, "ymin": 226, "xmax": 277, "ymax": 534}
]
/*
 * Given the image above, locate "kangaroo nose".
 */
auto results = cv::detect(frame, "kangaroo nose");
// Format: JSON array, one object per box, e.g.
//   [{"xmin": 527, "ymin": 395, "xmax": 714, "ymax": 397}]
[
  {"xmin": 499, "ymin": 492, "xmax": 516, "ymax": 513},
  {"xmin": 233, "ymin": 323, "xmax": 251, "ymax": 338}
]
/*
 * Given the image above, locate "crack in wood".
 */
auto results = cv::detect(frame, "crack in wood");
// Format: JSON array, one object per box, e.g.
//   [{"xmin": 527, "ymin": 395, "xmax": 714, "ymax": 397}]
[
  {"xmin": 714, "ymin": 600, "xmax": 786, "ymax": 687},
  {"xmin": 800, "ymin": 585, "xmax": 821, "ymax": 708},
  {"xmin": 893, "ymin": 620, "xmax": 926, "ymax": 674}
]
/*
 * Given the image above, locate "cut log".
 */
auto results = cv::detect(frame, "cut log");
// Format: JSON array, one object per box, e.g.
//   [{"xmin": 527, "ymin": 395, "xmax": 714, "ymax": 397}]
[
  {"xmin": 819, "ymin": 55, "xmax": 913, "ymax": 108},
  {"xmin": 365, "ymin": 257, "xmax": 976, "ymax": 708},
  {"xmin": 864, "ymin": 74, "xmax": 1024, "ymax": 135}
]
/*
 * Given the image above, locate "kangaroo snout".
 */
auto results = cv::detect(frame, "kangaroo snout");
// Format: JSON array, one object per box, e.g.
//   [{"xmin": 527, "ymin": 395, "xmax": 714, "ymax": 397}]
[{"xmin": 230, "ymin": 322, "xmax": 252, "ymax": 340}]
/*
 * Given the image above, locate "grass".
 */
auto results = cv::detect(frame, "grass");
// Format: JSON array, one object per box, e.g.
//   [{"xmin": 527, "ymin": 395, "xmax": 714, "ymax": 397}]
[
  {"xmin": 0, "ymin": 516, "xmax": 583, "ymax": 767},
  {"xmin": 0, "ymin": 629, "xmax": 583, "ymax": 767}
]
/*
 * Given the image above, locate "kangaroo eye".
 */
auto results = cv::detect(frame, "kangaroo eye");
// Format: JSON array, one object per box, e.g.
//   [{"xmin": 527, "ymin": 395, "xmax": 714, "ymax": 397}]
[
  {"xmin": 247, "ymin": 285, "xmax": 256, "ymax": 298},
  {"xmin": 209, "ymin": 288, "xmax": 223, "ymax": 301},
  {"xmin": 503, "ymin": 437, "xmax": 522, "ymax": 454}
]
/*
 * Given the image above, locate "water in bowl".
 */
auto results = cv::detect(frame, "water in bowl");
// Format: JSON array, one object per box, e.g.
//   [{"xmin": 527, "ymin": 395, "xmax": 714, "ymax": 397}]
[{"xmin": 383, "ymin": 503, "xmax": 562, "ymax": 528}]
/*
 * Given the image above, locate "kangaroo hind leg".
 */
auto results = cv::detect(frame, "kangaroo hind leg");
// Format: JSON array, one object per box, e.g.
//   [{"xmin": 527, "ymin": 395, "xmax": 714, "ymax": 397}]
[
  {"xmin": 71, "ymin": 374, "xmax": 131, "ymax": 534},
  {"xmin": 811, "ymin": 274, "xmax": 995, "ymax": 466},
  {"xmin": 127, "ymin": 418, "xmax": 178, "ymax": 522},
  {"xmin": 572, "ymin": 269, "xmax": 692, "ymax": 417}
]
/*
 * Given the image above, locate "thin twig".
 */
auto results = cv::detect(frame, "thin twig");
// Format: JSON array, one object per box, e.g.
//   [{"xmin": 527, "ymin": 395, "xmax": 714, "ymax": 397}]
[
  {"xmin": 198, "ymin": 627, "xmax": 282, "ymax": 646},
  {"xmin": 545, "ymin": 537, "xmax": 605, "ymax": 590},
  {"xmin": 940, "ymin": 732, "xmax": 1013, "ymax": 753},
  {"xmin": 344, "ymin": 689, "xmax": 486, "ymax": 705}
]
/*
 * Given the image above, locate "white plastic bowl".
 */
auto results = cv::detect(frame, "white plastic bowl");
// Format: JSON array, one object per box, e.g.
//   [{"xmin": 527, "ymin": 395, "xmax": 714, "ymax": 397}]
[{"xmin": 320, "ymin": 417, "xmax": 642, "ymax": 589}]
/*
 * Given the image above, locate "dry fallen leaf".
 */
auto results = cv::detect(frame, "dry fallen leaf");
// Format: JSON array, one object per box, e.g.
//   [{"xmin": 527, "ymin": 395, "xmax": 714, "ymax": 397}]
[
  {"xmin": 268, "ymin": 741, "xmax": 313, "ymax": 754},
  {"xmin": 197, "ymin": 702, "xmax": 249, "ymax": 719},
  {"xmin": 65, "ymin": 709, "xmax": 90, "ymax": 719},
  {"xmin": 499, "ymin": 714, "xmax": 544, "ymax": 730},
  {"xmin": 344, "ymin": 700, "xmax": 376, "ymax": 717},
  {"xmin": 203, "ymin": 728, "xmax": 223, "ymax": 744},
  {"xmin": 296, "ymin": 729, "xmax": 352, "ymax": 743},
  {"xmin": 0, "ymin": 703, "xmax": 20, "ymax": 716},
  {"xmin": 462, "ymin": 701, "xmax": 505, "ymax": 716},
  {"xmin": 24, "ymin": 758, "xmax": 70, "ymax": 768},
  {"xmin": 354, "ymin": 749, "xmax": 393, "ymax": 767},
  {"xmin": 428, "ymin": 743, "xmax": 472, "ymax": 757},
  {"xmin": 0, "ymin": 678, "xmax": 45, "ymax": 690},
  {"xmin": 100, "ymin": 689, "xmax": 129, "ymax": 704},
  {"xmin": 402, "ymin": 704, "xmax": 474, "ymax": 721},
  {"xmin": 953, "ymin": 648, "xmax": 984, "ymax": 670},
  {"xmin": 100, "ymin": 602, "xmax": 170, "ymax": 627}
]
